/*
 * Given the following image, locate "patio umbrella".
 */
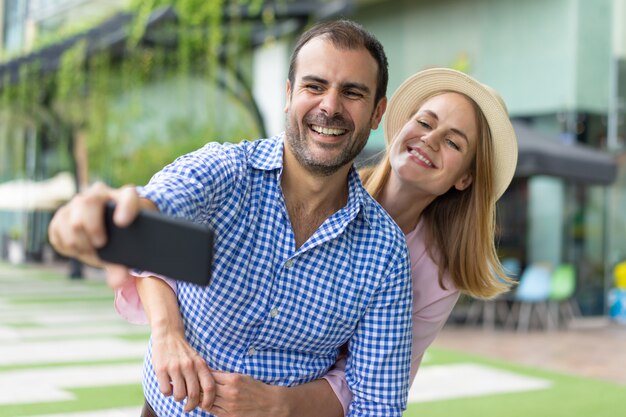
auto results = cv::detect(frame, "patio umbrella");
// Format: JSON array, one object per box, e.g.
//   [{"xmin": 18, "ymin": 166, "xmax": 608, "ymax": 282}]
[
  {"xmin": 0, "ymin": 172, "xmax": 76, "ymax": 211},
  {"xmin": 513, "ymin": 121, "xmax": 617, "ymax": 185}
]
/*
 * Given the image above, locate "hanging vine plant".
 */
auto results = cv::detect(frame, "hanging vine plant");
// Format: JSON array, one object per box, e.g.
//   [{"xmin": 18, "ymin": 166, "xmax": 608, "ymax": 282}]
[{"xmin": 0, "ymin": 0, "xmax": 289, "ymax": 186}]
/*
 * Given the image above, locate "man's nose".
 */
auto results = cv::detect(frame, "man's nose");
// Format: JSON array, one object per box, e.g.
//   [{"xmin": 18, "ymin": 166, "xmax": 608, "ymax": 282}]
[{"xmin": 319, "ymin": 90, "xmax": 343, "ymax": 117}]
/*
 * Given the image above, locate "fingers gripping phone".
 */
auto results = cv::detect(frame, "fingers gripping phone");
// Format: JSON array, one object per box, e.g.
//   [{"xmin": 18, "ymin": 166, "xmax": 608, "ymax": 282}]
[{"xmin": 97, "ymin": 202, "xmax": 214, "ymax": 286}]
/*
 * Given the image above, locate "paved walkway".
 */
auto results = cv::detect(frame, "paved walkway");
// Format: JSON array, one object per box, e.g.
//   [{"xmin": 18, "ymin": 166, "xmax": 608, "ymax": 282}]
[
  {"xmin": 0, "ymin": 262, "xmax": 147, "ymax": 416},
  {"xmin": 433, "ymin": 319, "xmax": 626, "ymax": 386},
  {"xmin": 2, "ymin": 260, "xmax": 625, "ymax": 416}
]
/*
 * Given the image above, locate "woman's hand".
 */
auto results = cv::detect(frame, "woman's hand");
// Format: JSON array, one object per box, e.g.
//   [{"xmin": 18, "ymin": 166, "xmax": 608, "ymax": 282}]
[
  {"xmin": 151, "ymin": 328, "xmax": 216, "ymax": 412},
  {"xmin": 136, "ymin": 277, "xmax": 215, "ymax": 412},
  {"xmin": 209, "ymin": 372, "xmax": 287, "ymax": 417}
]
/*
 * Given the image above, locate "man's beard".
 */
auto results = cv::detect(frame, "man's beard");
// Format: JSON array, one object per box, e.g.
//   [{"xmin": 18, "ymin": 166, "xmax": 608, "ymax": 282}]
[{"xmin": 285, "ymin": 112, "xmax": 370, "ymax": 176}]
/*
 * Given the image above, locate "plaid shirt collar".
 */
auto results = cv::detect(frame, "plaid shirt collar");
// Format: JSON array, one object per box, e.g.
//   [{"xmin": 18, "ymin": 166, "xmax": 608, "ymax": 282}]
[{"xmin": 249, "ymin": 134, "xmax": 374, "ymax": 229}]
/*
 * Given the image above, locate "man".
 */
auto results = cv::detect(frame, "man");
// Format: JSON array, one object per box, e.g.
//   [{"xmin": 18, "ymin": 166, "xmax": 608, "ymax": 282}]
[{"xmin": 49, "ymin": 20, "xmax": 411, "ymax": 417}]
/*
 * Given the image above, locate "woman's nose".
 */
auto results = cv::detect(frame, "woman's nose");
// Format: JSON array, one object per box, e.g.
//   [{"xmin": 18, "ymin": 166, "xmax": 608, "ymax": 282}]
[{"xmin": 421, "ymin": 132, "xmax": 440, "ymax": 150}]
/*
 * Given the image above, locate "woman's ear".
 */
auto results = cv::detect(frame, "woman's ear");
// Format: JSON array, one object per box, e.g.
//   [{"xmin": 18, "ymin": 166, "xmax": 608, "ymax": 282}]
[{"xmin": 454, "ymin": 172, "xmax": 473, "ymax": 191}]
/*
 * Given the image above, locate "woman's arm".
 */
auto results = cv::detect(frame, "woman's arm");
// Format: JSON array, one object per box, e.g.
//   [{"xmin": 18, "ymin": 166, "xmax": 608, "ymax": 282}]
[
  {"xmin": 118, "ymin": 275, "xmax": 345, "ymax": 417},
  {"xmin": 136, "ymin": 277, "xmax": 215, "ymax": 413}
]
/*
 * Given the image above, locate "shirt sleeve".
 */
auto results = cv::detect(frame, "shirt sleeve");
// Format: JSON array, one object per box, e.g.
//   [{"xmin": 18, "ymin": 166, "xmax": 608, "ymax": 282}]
[
  {"xmin": 137, "ymin": 142, "xmax": 240, "ymax": 222},
  {"xmin": 114, "ymin": 270, "xmax": 178, "ymax": 324},
  {"xmin": 114, "ymin": 142, "xmax": 239, "ymax": 323},
  {"xmin": 344, "ymin": 251, "xmax": 412, "ymax": 417}
]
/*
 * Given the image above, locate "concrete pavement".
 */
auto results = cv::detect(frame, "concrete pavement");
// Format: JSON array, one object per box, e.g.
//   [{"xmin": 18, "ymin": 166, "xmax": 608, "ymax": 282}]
[{"xmin": 0, "ymin": 261, "xmax": 147, "ymax": 416}]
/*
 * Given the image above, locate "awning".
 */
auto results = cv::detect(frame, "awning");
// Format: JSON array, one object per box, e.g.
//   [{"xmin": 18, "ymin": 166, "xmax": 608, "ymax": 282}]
[
  {"xmin": 0, "ymin": 172, "xmax": 76, "ymax": 211},
  {"xmin": 0, "ymin": 8, "xmax": 174, "ymax": 89},
  {"xmin": 513, "ymin": 121, "xmax": 617, "ymax": 185},
  {"xmin": 0, "ymin": 1, "xmax": 352, "ymax": 89}
]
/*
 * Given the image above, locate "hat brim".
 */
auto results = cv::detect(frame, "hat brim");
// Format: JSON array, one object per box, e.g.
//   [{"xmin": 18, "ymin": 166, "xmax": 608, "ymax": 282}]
[{"xmin": 383, "ymin": 68, "xmax": 518, "ymax": 200}]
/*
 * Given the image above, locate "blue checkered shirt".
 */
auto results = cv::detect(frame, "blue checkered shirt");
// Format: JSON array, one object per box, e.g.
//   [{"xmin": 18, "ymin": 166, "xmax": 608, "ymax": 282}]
[{"xmin": 138, "ymin": 136, "xmax": 412, "ymax": 416}]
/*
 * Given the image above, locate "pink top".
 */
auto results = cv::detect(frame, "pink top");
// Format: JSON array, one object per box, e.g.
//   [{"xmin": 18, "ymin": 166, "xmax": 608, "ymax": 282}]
[
  {"xmin": 114, "ymin": 270, "xmax": 176, "ymax": 324},
  {"xmin": 114, "ymin": 220, "xmax": 460, "ymax": 415}
]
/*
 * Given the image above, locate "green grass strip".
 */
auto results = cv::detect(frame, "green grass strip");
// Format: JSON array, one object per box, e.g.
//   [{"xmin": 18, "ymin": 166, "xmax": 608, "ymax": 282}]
[
  {"xmin": 0, "ymin": 384, "xmax": 144, "ymax": 416},
  {"xmin": 0, "ymin": 358, "xmax": 144, "ymax": 372},
  {"xmin": 403, "ymin": 348, "xmax": 626, "ymax": 417},
  {"xmin": 10, "ymin": 295, "xmax": 113, "ymax": 304}
]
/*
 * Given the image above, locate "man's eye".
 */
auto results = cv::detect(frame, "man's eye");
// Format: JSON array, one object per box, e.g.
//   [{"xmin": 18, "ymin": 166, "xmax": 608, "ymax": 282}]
[
  {"xmin": 306, "ymin": 84, "xmax": 323, "ymax": 92},
  {"xmin": 345, "ymin": 90, "xmax": 364, "ymax": 99}
]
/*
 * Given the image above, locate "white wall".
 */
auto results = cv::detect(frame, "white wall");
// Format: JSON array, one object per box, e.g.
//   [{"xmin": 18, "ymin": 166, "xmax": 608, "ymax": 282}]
[
  {"xmin": 528, "ymin": 176, "xmax": 565, "ymax": 267},
  {"xmin": 614, "ymin": 0, "xmax": 626, "ymax": 58},
  {"xmin": 253, "ymin": 41, "xmax": 289, "ymax": 137}
]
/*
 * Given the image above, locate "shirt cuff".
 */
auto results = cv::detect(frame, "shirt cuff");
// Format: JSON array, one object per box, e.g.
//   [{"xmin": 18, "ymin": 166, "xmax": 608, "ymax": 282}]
[
  {"xmin": 113, "ymin": 270, "xmax": 178, "ymax": 324},
  {"xmin": 322, "ymin": 358, "xmax": 351, "ymax": 417}
]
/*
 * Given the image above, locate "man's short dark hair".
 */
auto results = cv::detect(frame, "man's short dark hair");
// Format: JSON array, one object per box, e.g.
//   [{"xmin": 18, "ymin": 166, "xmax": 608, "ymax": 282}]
[{"xmin": 287, "ymin": 19, "xmax": 389, "ymax": 106}]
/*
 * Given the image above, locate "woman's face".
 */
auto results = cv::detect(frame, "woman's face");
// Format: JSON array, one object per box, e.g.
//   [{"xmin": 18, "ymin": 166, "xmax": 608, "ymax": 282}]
[{"xmin": 388, "ymin": 92, "xmax": 478, "ymax": 198}]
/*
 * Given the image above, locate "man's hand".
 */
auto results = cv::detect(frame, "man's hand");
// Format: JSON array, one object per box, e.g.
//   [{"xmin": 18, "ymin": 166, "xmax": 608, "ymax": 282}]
[
  {"xmin": 151, "ymin": 328, "xmax": 216, "ymax": 412},
  {"xmin": 48, "ymin": 182, "xmax": 146, "ymax": 288},
  {"xmin": 209, "ymin": 372, "xmax": 287, "ymax": 417}
]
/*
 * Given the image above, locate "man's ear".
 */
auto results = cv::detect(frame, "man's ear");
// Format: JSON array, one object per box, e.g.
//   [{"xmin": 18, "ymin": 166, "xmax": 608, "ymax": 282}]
[
  {"xmin": 284, "ymin": 79, "xmax": 292, "ymax": 113},
  {"xmin": 454, "ymin": 172, "xmax": 473, "ymax": 191},
  {"xmin": 370, "ymin": 96, "xmax": 387, "ymax": 129}
]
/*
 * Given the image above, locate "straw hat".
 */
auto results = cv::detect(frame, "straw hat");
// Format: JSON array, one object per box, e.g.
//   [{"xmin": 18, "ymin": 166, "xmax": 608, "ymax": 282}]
[{"xmin": 384, "ymin": 68, "xmax": 518, "ymax": 200}]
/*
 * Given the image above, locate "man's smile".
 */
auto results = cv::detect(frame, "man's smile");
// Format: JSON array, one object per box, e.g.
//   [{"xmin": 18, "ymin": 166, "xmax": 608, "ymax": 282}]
[{"xmin": 309, "ymin": 124, "xmax": 349, "ymax": 136}]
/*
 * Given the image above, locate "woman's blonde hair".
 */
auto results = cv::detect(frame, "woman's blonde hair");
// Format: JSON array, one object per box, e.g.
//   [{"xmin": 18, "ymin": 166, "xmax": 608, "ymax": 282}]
[{"xmin": 361, "ymin": 91, "xmax": 512, "ymax": 299}]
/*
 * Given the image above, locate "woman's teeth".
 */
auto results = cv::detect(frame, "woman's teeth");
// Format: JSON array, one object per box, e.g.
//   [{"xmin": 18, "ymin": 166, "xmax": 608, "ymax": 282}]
[{"xmin": 409, "ymin": 149, "xmax": 433, "ymax": 167}]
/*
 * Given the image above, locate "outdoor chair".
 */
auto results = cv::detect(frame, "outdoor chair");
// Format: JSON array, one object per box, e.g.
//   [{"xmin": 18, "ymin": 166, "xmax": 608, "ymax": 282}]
[
  {"xmin": 505, "ymin": 262, "xmax": 553, "ymax": 332},
  {"xmin": 548, "ymin": 263, "xmax": 581, "ymax": 329},
  {"xmin": 465, "ymin": 257, "xmax": 521, "ymax": 330}
]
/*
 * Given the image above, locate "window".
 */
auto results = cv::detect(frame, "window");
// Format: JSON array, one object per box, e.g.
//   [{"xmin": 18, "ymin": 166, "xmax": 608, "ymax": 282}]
[{"xmin": 3, "ymin": 0, "xmax": 28, "ymax": 53}]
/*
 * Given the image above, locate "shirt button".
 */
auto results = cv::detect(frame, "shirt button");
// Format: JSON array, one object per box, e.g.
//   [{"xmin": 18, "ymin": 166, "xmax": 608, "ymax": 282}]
[
  {"xmin": 270, "ymin": 307, "xmax": 279, "ymax": 318},
  {"xmin": 285, "ymin": 259, "xmax": 295, "ymax": 268},
  {"xmin": 247, "ymin": 347, "xmax": 256, "ymax": 355}
]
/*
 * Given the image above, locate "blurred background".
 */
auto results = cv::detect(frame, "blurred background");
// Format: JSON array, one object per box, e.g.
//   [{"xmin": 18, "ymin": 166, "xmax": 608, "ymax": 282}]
[
  {"xmin": 1, "ymin": 0, "xmax": 626, "ymax": 317},
  {"xmin": 0, "ymin": 0, "xmax": 625, "ymax": 416}
]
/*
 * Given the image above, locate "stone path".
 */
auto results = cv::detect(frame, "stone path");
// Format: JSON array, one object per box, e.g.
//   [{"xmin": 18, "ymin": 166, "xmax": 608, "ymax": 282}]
[
  {"xmin": 0, "ymin": 262, "xmax": 147, "ymax": 416},
  {"xmin": 1, "ymin": 261, "xmax": 566, "ymax": 416}
]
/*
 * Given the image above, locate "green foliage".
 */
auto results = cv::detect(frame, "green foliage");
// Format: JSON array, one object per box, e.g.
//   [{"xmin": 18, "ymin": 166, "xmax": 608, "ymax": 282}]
[
  {"xmin": 29, "ymin": 12, "xmax": 121, "ymax": 52},
  {"xmin": 110, "ymin": 125, "xmax": 212, "ymax": 187},
  {"xmin": 9, "ymin": 227, "xmax": 22, "ymax": 241},
  {"xmin": 0, "ymin": 0, "xmax": 272, "ymax": 186},
  {"xmin": 107, "ymin": 98, "xmax": 257, "ymax": 187},
  {"xmin": 54, "ymin": 40, "xmax": 88, "ymax": 126}
]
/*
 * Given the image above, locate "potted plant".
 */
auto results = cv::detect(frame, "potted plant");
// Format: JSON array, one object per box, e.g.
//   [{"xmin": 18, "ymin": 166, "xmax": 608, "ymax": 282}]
[{"xmin": 8, "ymin": 227, "xmax": 25, "ymax": 265}]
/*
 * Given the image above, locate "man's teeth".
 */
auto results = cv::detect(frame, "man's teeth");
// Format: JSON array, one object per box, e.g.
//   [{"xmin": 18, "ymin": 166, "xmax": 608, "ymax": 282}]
[
  {"xmin": 409, "ymin": 149, "xmax": 433, "ymax": 167},
  {"xmin": 311, "ymin": 125, "xmax": 346, "ymax": 136}
]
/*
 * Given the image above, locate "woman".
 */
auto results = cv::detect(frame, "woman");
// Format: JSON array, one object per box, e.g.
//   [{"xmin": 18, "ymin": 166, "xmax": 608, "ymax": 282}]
[
  {"xmin": 114, "ymin": 67, "xmax": 518, "ymax": 416},
  {"xmin": 201, "ymin": 67, "xmax": 518, "ymax": 416}
]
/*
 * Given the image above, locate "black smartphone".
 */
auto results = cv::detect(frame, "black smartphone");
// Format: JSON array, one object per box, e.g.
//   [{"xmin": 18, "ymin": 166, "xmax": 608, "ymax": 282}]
[{"xmin": 97, "ymin": 202, "xmax": 214, "ymax": 286}]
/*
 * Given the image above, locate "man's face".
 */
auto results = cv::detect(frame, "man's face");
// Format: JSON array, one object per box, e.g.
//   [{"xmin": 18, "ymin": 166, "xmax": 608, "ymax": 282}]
[{"xmin": 284, "ymin": 37, "xmax": 386, "ymax": 176}]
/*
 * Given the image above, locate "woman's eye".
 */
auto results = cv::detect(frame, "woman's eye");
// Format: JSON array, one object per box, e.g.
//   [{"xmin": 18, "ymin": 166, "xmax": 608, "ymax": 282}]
[
  {"xmin": 446, "ymin": 139, "xmax": 461, "ymax": 151},
  {"xmin": 418, "ymin": 120, "xmax": 431, "ymax": 129}
]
